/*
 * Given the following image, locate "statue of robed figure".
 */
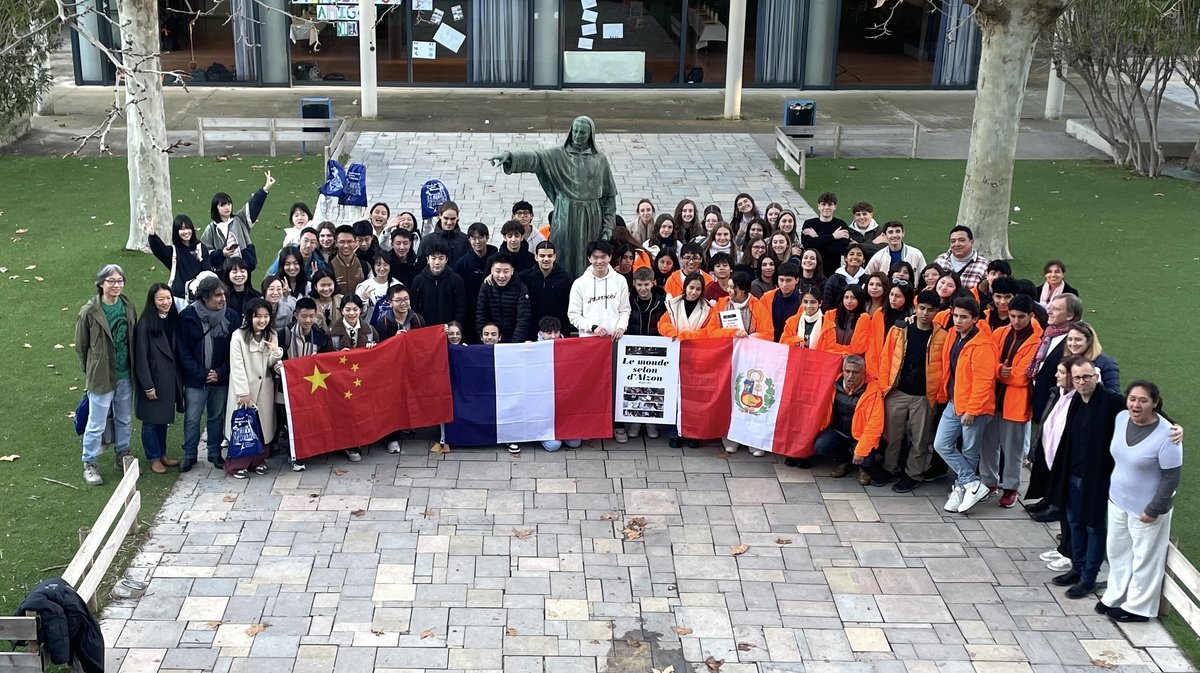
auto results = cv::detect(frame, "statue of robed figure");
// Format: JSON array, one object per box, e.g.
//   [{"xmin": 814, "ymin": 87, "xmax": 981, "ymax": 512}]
[{"xmin": 490, "ymin": 116, "xmax": 618, "ymax": 279}]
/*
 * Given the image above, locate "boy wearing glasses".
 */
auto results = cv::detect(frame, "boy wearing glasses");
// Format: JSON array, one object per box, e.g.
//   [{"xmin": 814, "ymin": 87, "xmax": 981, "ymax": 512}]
[{"xmin": 663, "ymin": 242, "xmax": 713, "ymax": 299}]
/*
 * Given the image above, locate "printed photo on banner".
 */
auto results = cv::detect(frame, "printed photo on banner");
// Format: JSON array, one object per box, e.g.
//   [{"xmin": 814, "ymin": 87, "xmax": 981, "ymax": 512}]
[{"xmin": 614, "ymin": 336, "xmax": 679, "ymax": 425}]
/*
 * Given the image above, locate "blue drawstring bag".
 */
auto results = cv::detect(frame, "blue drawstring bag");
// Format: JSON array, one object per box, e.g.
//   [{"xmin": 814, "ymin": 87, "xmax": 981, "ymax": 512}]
[
  {"xmin": 227, "ymin": 407, "xmax": 265, "ymax": 460},
  {"xmin": 319, "ymin": 159, "xmax": 347, "ymax": 198},
  {"xmin": 420, "ymin": 179, "xmax": 451, "ymax": 220},
  {"xmin": 73, "ymin": 394, "xmax": 89, "ymax": 436},
  {"xmin": 339, "ymin": 163, "xmax": 367, "ymax": 207}
]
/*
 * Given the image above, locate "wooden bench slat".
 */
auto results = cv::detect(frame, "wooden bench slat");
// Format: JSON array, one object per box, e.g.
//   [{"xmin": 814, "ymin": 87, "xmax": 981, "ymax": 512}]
[
  {"xmin": 0, "ymin": 652, "xmax": 44, "ymax": 671},
  {"xmin": 1162, "ymin": 574, "xmax": 1200, "ymax": 634},
  {"xmin": 64, "ymin": 462, "xmax": 139, "ymax": 588},
  {"xmin": 197, "ymin": 117, "xmax": 345, "ymax": 157},
  {"xmin": 77, "ymin": 490, "xmax": 141, "ymax": 604},
  {"xmin": 0, "ymin": 617, "xmax": 39, "ymax": 641},
  {"xmin": 1167, "ymin": 544, "xmax": 1200, "ymax": 595}
]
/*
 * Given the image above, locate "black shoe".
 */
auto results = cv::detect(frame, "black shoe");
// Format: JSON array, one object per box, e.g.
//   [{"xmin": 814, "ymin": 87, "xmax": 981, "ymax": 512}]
[
  {"xmin": 784, "ymin": 457, "xmax": 813, "ymax": 468},
  {"xmin": 1094, "ymin": 601, "xmax": 1112, "ymax": 615},
  {"xmin": 892, "ymin": 475, "xmax": 920, "ymax": 493},
  {"xmin": 686, "ymin": 439, "xmax": 700, "ymax": 448},
  {"xmin": 869, "ymin": 467, "xmax": 894, "ymax": 486},
  {"xmin": 1024, "ymin": 499, "xmax": 1051, "ymax": 513},
  {"xmin": 1052, "ymin": 571, "xmax": 1081, "ymax": 586},
  {"xmin": 1107, "ymin": 607, "xmax": 1149, "ymax": 623},
  {"xmin": 209, "ymin": 455, "xmax": 225, "ymax": 470},
  {"xmin": 1066, "ymin": 581, "xmax": 1096, "ymax": 599},
  {"xmin": 179, "ymin": 458, "xmax": 195, "ymax": 473},
  {"xmin": 921, "ymin": 466, "xmax": 949, "ymax": 482},
  {"xmin": 668, "ymin": 437, "xmax": 682, "ymax": 448},
  {"xmin": 1030, "ymin": 508, "xmax": 1060, "ymax": 523}
]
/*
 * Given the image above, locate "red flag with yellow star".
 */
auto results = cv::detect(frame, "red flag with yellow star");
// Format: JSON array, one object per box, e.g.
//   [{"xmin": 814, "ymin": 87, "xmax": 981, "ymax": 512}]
[{"xmin": 281, "ymin": 325, "xmax": 453, "ymax": 459}]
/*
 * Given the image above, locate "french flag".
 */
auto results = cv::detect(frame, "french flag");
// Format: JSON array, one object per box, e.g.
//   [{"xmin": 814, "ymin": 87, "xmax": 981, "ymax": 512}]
[{"xmin": 444, "ymin": 339, "xmax": 614, "ymax": 446}]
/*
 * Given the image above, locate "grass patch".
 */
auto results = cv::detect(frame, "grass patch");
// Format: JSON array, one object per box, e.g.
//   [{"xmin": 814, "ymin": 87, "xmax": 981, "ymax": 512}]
[
  {"xmin": 0, "ymin": 155, "xmax": 322, "ymax": 612},
  {"xmin": 788, "ymin": 157, "xmax": 1200, "ymax": 661}
]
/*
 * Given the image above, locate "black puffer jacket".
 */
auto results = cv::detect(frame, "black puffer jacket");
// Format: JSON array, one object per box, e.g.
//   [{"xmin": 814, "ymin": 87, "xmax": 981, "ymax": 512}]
[
  {"xmin": 410, "ymin": 267, "xmax": 466, "ymax": 327},
  {"xmin": 519, "ymin": 264, "xmax": 573, "ymax": 334},
  {"xmin": 476, "ymin": 278, "xmax": 531, "ymax": 343},
  {"xmin": 15, "ymin": 578, "xmax": 104, "ymax": 673},
  {"xmin": 418, "ymin": 227, "xmax": 471, "ymax": 265},
  {"xmin": 628, "ymin": 285, "xmax": 667, "ymax": 336}
]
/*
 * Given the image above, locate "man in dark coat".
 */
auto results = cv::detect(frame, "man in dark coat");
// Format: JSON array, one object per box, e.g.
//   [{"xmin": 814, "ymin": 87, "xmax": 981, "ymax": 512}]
[
  {"xmin": 519, "ymin": 241, "xmax": 572, "ymax": 334},
  {"xmin": 177, "ymin": 275, "xmax": 239, "ymax": 472},
  {"xmin": 16, "ymin": 578, "xmax": 104, "ymax": 673}
]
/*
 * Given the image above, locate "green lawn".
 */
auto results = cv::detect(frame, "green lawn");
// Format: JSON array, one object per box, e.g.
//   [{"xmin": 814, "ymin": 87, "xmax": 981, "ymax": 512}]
[
  {"xmin": 790, "ymin": 158, "xmax": 1200, "ymax": 658},
  {"xmin": 0, "ymin": 155, "xmax": 322, "ymax": 613}
]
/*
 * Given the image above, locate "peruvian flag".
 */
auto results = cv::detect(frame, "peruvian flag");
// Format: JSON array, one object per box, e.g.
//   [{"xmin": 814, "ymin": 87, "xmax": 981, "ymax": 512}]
[
  {"xmin": 444, "ymin": 339, "xmax": 613, "ymax": 446},
  {"xmin": 682, "ymin": 338, "xmax": 842, "ymax": 457},
  {"xmin": 281, "ymin": 326, "xmax": 454, "ymax": 459}
]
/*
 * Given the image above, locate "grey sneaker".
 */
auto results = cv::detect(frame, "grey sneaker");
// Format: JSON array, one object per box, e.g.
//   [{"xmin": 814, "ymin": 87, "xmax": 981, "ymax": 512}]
[
  {"xmin": 344, "ymin": 449, "xmax": 362, "ymax": 463},
  {"xmin": 83, "ymin": 463, "xmax": 103, "ymax": 486}
]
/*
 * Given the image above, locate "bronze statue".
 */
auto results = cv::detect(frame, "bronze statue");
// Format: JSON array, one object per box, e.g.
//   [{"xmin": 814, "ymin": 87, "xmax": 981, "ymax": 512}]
[{"xmin": 491, "ymin": 116, "xmax": 618, "ymax": 279}]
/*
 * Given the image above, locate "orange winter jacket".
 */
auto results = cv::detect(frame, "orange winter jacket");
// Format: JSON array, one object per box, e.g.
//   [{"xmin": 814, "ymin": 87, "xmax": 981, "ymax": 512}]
[
  {"xmin": 819, "ymin": 377, "xmax": 886, "ymax": 458},
  {"xmin": 936, "ymin": 307, "xmax": 994, "ymax": 340},
  {"xmin": 656, "ymin": 295, "xmax": 721, "ymax": 340},
  {"xmin": 758, "ymin": 288, "xmax": 801, "ymax": 337},
  {"xmin": 780, "ymin": 311, "xmax": 823, "ymax": 348},
  {"xmin": 938, "ymin": 326, "xmax": 999, "ymax": 416},
  {"xmin": 992, "ymin": 321, "xmax": 1043, "ymax": 422},
  {"xmin": 815, "ymin": 309, "xmax": 871, "ymax": 356},
  {"xmin": 710, "ymin": 295, "xmax": 774, "ymax": 341},
  {"xmin": 663, "ymin": 269, "xmax": 714, "ymax": 299},
  {"xmin": 878, "ymin": 320, "xmax": 949, "ymax": 405}
]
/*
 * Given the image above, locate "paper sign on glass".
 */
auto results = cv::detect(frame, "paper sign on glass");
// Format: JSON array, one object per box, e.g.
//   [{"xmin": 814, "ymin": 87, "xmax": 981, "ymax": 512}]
[
  {"xmin": 602, "ymin": 23, "xmax": 623, "ymax": 38},
  {"xmin": 414, "ymin": 0, "xmax": 432, "ymax": 10},
  {"xmin": 433, "ymin": 23, "xmax": 466, "ymax": 53},
  {"xmin": 412, "ymin": 40, "xmax": 436, "ymax": 59},
  {"xmin": 430, "ymin": 8, "xmax": 444, "ymax": 23},
  {"xmin": 719, "ymin": 309, "xmax": 745, "ymax": 331},
  {"xmin": 577, "ymin": 37, "xmax": 594, "ymax": 50},
  {"xmin": 581, "ymin": 23, "xmax": 597, "ymax": 35},
  {"xmin": 581, "ymin": 0, "xmax": 597, "ymax": 8},
  {"xmin": 451, "ymin": 4, "xmax": 463, "ymax": 20},
  {"xmin": 582, "ymin": 9, "xmax": 597, "ymax": 21}
]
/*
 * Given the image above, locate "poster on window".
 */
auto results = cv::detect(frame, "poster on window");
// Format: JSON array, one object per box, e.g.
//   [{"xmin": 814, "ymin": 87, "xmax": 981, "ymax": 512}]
[{"xmin": 614, "ymin": 336, "xmax": 679, "ymax": 425}]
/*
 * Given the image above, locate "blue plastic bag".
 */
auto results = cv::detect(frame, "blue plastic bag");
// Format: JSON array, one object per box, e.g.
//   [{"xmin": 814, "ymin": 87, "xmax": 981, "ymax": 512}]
[
  {"xmin": 339, "ymin": 163, "xmax": 367, "ymax": 207},
  {"xmin": 319, "ymin": 159, "xmax": 347, "ymax": 198},
  {"xmin": 73, "ymin": 394, "xmax": 88, "ymax": 436},
  {"xmin": 420, "ymin": 179, "xmax": 451, "ymax": 220},
  {"xmin": 227, "ymin": 407, "xmax": 264, "ymax": 460}
]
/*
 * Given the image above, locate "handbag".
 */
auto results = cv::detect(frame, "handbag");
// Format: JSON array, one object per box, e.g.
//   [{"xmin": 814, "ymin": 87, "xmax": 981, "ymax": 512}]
[
  {"xmin": 73, "ymin": 394, "xmax": 89, "ymax": 436},
  {"xmin": 227, "ymin": 407, "xmax": 265, "ymax": 460}
]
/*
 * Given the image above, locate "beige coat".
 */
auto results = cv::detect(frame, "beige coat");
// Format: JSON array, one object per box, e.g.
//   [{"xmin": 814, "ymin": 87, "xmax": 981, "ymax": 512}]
[{"xmin": 225, "ymin": 329, "xmax": 283, "ymax": 441}]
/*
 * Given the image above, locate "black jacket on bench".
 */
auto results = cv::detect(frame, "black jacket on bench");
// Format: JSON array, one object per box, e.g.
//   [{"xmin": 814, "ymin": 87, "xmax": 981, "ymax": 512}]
[{"xmin": 14, "ymin": 577, "xmax": 104, "ymax": 673}]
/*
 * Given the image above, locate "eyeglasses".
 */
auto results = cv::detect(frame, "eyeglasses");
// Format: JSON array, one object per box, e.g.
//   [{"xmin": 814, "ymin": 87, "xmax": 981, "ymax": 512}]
[
  {"xmin": 682, "ymin": 254, "xmax": 702, "ymax": 261},
  {"xmin": 1072, "ymin": 374, "xmax": 1096, "ymax": 383},
  {"xmin": 893, "ymin": 279, "xmax": 909, "ymax": 287},
  {"xmin": 103, "ymin": 278, "xmax": 125, "ymax": 285}
]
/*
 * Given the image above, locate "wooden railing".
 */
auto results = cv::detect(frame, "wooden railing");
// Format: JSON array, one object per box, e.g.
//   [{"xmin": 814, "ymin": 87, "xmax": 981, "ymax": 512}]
[{"xmin": 1161, "ymin": 542, "xmax": 1200, "ymax": 629}]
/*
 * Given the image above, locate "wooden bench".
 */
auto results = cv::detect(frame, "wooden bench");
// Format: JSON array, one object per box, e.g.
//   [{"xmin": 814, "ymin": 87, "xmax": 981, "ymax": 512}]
[
  {"xmin": 775, "ymin": 123, "xmax": 921, "ymax": 189},
  {"xmin": 197, "ymin": 117, "xmax": 345, "ymax": 158},
  {"xmin": 0, "ymin": 615, "xmax": 46, "ymax": 671},
  {"xmin": 1161, "ymin": 542, "xmax": 1200, "ymax": 627}
]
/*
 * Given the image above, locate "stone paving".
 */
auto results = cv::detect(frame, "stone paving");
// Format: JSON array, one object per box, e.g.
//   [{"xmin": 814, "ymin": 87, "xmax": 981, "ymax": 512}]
[
  {"xmin": 100, "ymin": 437, "xmax": 1195, "ymax": 673},
  {"xmin": 348, "ymin": 132, "xmax": 816, "ymax": 242}
]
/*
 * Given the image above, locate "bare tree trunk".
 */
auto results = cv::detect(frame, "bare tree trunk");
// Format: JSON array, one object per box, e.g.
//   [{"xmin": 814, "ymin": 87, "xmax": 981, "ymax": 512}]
[
  {"xmin": 957, "ymin": 0, "xmax": 1068, "ymax": 261},
  {"xmin": 1190, "ymin": 135, "xmax": 1200, "ymax": 173},
  {"xmin": 120, "ymin": 0, "xmax": 172, "ymax": 250}
]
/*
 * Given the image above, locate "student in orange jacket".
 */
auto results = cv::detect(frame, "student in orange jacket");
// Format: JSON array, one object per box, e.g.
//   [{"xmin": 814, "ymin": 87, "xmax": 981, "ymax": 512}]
[
  {"xmin": 933, "ymin": 295, "xmax": 999, "ymax": 515},
  {"xmin": 784, "ymin": 354, "xmax": 885, "ymax": 486},
  {"xmin": 710, "ymin": 272, "xmax": 774, "ymax": 342},
  {"xmin": 862, "ymin": 281, "xmax": 914, "ymax": 380},
  {"xmin": 815, "ymin": 284, "xmax": 870, "ymax": 356},
  {"xmin": 656, "ymin": 272, "xmax": 721, "ymax": 341},
  {"xmin": 980, "ymin": 294, "xmax": 1042, "ymax": 508},
  {"xmin": 780, "ymin": 288, "xmax": 825, "ymax": 349},
  {"xmin": 663, "ymin": 242, "xmax": 713, "ymax": 298},
  {"xmin": 758, "ymin": 262, "xmax": 804, "ymax": 343},
  {"xmin": 876, "ymin": 289, "xmax": 948, "ymax": 492}
]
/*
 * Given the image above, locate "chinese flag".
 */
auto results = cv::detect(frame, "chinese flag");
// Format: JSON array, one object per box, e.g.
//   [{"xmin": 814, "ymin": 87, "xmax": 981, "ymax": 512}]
[{"xmin": 282, "ymin": 326, "xmax": 453, "ymax": 460}]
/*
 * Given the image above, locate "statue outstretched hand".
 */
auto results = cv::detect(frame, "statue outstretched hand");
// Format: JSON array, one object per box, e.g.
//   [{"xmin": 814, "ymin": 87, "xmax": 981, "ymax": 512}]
[{"xmin": 489, "ymin": 152, "xmax": 511, "ymax": 168}]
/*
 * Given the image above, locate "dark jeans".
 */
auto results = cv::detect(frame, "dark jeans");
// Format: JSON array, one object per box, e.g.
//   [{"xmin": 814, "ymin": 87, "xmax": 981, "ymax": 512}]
[
  {"xmin": 183, "ymin": 385, "xmax": 228, "ymax": 461},
  {"xmin": 814, "ymin": 428, "xmax": 877, "ymax": 466},
  {"xmin": 1065, "ymin": 475, "xmax": 1106, "ymax": 582},
  {"xmin": 141, "ymin": 423, "xmax": 168, "ymax": 461}
]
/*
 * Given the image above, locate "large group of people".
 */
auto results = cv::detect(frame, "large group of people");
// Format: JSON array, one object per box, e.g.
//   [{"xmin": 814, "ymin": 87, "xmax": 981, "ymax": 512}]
[{"xmin": 76, "ymin": 176, "xmax": 1182, "ymax": 622}]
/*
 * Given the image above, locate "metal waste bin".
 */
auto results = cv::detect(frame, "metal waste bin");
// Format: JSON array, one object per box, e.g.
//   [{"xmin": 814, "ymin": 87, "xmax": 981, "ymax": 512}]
[
  {"xmin": 300, "ymin": 97, "xmax": 333, "ymax": 152},
  {"xmin": 784, "ymin": 99, "xmax": 816, "ymax": 127}
]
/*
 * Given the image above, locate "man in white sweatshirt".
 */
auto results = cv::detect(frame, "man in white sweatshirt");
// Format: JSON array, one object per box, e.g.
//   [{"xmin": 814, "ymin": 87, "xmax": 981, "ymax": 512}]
[{"xmin": 568, "ymin": 240, "xmax": 631, "ymax": 340}]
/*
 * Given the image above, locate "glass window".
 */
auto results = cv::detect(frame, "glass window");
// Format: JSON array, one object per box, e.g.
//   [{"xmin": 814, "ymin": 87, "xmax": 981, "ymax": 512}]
[
  {"xmin": 288, "ymin": 0, "xmax": 360, "ymax": 82},
  {"xmin": 411, "ymin": 0, "xmax": 470, "ymax": 83},
  {"xmin": 159, "ymin": 0, "xmax": 259, "ymax": 82},
  {"xmin": 680, "ymin": 1, "xmax": 758, "ymax": 86},
  {"xmin": 377, "ymin": 3, "xmax": 409, "ymax": 82},
  {"xmin": 563, "ymin": 0, "xmax": 683, "ymax": 85},
  {"xmin": 835, "ymin": 0, "xmax": 938, "ymax": 86},
  {"xmin": 471, "ymin": 0, "xmax": 531, "ymax": 84}
]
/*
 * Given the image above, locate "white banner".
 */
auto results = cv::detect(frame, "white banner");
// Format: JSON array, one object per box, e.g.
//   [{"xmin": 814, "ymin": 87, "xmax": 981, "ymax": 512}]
[{"xmin": 613, "ymin": 336, "xmax": 679, "ymax": 425}]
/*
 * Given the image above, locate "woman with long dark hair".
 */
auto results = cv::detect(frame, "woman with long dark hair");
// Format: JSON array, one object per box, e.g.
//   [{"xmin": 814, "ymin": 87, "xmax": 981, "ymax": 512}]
[
  {"xmin": 729, "ymin": 193, "xmax": 759, "ymax": 236},
  {"xmin": 817, "ymin": 285, "xmax": 870, "ymax": 355},
  {"xmin": 273, "ymin": 245, "xmax": 309, "ymax": 299},
  {"xmin": 133, "ymin": 283, "xmax": 182, "ymax": 474},
  {"xmin": 201, "ymin": 171, "xmax": 274, "ymax": 254},
  {"xmin": 673, "ymin": 199, "xmax": 701, "ymax": 243},
  {"xmin": 221, "ymin": 257, "xmax": 260, "ymax": 318},
  {"xmin": 223, "ymin": 298, "xmax": 282, "ymax": 478},
  {"xmin": 146, "ymin": 215, "xmax": 222, "ymax": 302}
]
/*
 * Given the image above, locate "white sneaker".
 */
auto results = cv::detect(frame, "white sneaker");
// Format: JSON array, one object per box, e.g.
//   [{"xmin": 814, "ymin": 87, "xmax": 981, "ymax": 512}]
[
  {"xmin": 83, "ymin": 463, "xmax": 103, "ymax": 486},
  {"xmin": 387, "ymin": 441, "xmax": 401, "ymax": 454},
  {"xmin": 1039, "ymin": 550, "xmax": 1064, "ymax": 562},
  {"xmin": 1047, "ymin": 556, "xmax": 1073, "ymax": 571},
  {"xmin": 646, "ymin": 426, "xmax": 660, "ymax": 439},
  {"xmin": 751, "ymin": 450, "xmax": 766, "ymax": 457},
  {"xmin": 613, "ymin": 428, "xmax": 628, "ymax": 444},
  {"xmin": 291, "ymin": 460, "xmax": 306, "ymax": 472},
  {"xmin": 628, "ymin": 425, "xmax": 641, "ymax": 439},
  {"xmin": 344, "ymin": 449, "xmax": 362, "ymax": 462},
  {"xmin": 957, "ymin": 480, "xmax": 990, "ymax": 513},
  {"xmin": 944, "ymin": 486, "xmax": 964, "ymax": 512},
  {"xmin": 723, "ymin": 439, "xmax": 739, "ymax": 454}
]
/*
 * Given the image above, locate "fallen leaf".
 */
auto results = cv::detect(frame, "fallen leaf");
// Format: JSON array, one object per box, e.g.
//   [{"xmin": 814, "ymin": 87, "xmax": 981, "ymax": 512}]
[
  {"xmin": 15, "ymin": 229, "xmax": 27, "ymax": 234},
  {"xmin": 1091, "ymin": 659, "xmax": 1115, "ymax": 669},
  {"xmin": 626, "ymin": 638, "xmax": 642, "ymax": 648},
  {"xmin": 0, "ymin": 267, "xmax": 6, "ymax": 273},
  {"xmin": 512, "ymin": 527, "xmax": 533, "ymax": 540},
  {"xmin": 0, "ymin": 455, "xmax": 20, "ymax": 462},
  {"xmin": 622, "ymin": 527, "xmax": 644, "ymax": 540},
  {"xmin": 371, "ymin": 629, "xmax": 385, "ymax": 636},
  {"xmin": 351, "ymin": 509, "xmax": 366, "ymax": 517},
  {"xmin": 102, "ymin": 221, "xmax": 114, "ymax": 227},
  {"xmin": 505, "ymin": 627, "xmax": 518, "ymax": 636},
  {"xmin": 628, "ymin": 517, "xmax": 647, "ymax": 528},
  {"xmin": 737, "ymin": 641, "xmax": 756, "ymax": 651},
  {"xmin": 600, "ymin": 512, "xmax": 620, "ymax": 520},
  {"xmin": 705, "ymin": 656, "xmax": 724, "ymax": 672},
  {"xmin": 716, "ymin": 450, "xmax": 730, "ymax": 460},
  {"xmin": 53, "ymin": 344, "xmax": 64, "ymax": 349},
  {"xmin": 34, "ymin": 276, "xmax": 44, "ymax": 282},
  {"xmin": 68, "ymin": 386, "xmax": 79, "ymax": 391},
  {"xmin": 245, "ymin": 623, "xmax": 268, "ymax": 636},
  {"xmin": 204, "ymin": 620, "xmax": 224, "ymax": 630},
  {"xmin": 419, "ymin": 628, "xmax": 434, "ymax": 639},
  {"xmin": 652, "ymin": 667, "xmax": 675, "ymax": 673},
  {"xmin": 775, "ymin": 538, "xmax": 793, "ymax": 545},
  {"xmin": 222, "ymin": 495, "xmax": 236, "ymax": 502},
  {"xmin": 423, "ymin": 507, "xmax": 435, "ymax": 518},
  {"xmin": 430, "ymin": 442, "xmax": 450, "ymax": 454},
  {"xmin": 1153, "ymin": 193, "xmax": 1165, "ymax": 197},
  {"xmin": 22, "ymin": 344, "xmax": 31, "ymax": 349},
  {"xmin": 670, "ymin": 626, "xmax": 693, "ymax": 636},
  {"xmin": 333, "ymin": 468, "xmax": 348, "ymax": 476},
  {"xmin": 25, "ymin": 265, "xmax": 36, "ymax": 270},
  {"xmin": 730, "ymin": 544, "xmax": 750, "ymax": 556}
]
